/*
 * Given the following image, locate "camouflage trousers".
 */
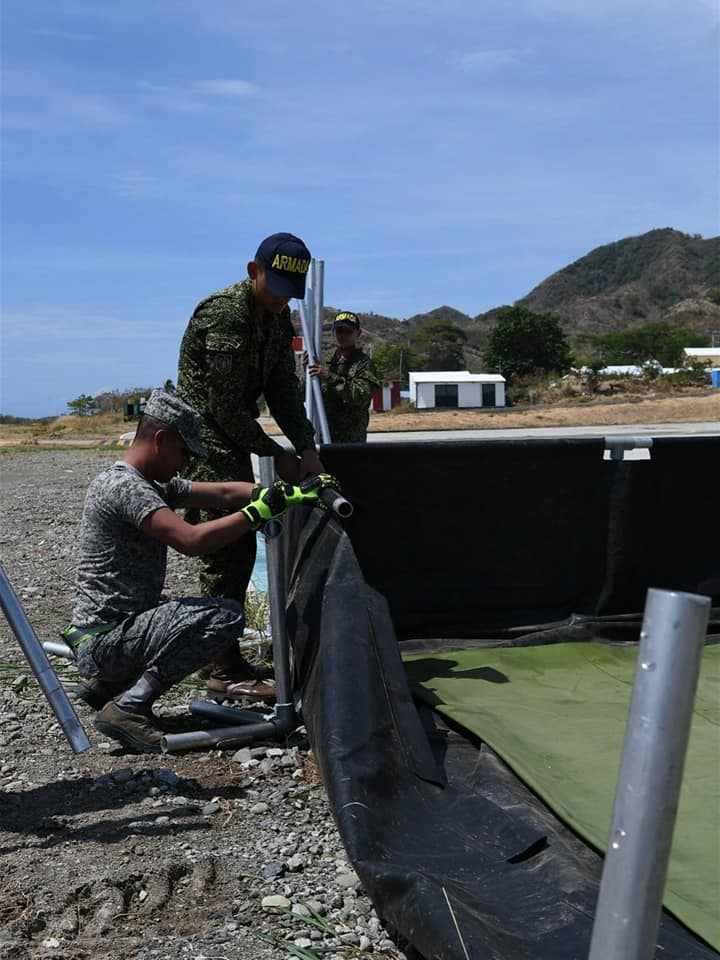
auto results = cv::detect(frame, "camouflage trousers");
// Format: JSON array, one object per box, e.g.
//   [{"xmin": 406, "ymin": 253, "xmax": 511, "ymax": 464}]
[
  {"xmin": 75, "ymin": 597, "xmax": 244, "ymax": 689},
  {"xmin": 184, "ymin": 449, "xmax": 257, "ymax": 605}
]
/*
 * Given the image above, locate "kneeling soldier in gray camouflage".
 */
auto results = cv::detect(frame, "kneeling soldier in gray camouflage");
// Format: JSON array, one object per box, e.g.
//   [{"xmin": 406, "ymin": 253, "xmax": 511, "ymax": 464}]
[{"xmin": 62, "ymin": 389, "xmax": 331, "ymax": 754}]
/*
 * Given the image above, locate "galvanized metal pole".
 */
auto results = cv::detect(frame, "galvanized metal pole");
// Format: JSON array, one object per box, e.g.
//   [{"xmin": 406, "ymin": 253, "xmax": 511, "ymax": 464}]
[
  {"xmin": 588, "ymin": 587, "xmax": 710, "ymax": 960},
  {"xmin": 164, "ymin": 458, "xmax": 301, "ymax": 752},
  {"xmin": 259, "ymin": 457, "xmax": 293, "ymax": 709},
  {"xmin": 313, "ymin": 258, "xmax": 324, "ymax": 373},
  {"xmin": 0, "ymin": 563, "xmax": 91, "ymax": 754},
  {"xmin": 302, "ymin": 287, "xmax": 315, "ymax": 421},
  {"xmin": 297, "ymin": 294, "xmax": 331, "ymax": 444}
]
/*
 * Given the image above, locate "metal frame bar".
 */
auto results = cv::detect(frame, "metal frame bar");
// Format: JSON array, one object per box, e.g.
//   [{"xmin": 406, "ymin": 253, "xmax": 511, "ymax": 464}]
[
  {"xmin": 0, "ymin": 563, "xmax": 90, "ymax": 754},
  {"xmin": 162, "ymin": 456, "xmax": 299, "ymax": 752},
  {"xmin": 588, "ymin": 587, "xmax": 711, "ymax": 960},
  {"xmin": 604, "ymin": 435, "xmax": 653, "ymax": 461},
  {"xmin": 298, "ymin": 258, "xmax": 332, "ymax": 444}
]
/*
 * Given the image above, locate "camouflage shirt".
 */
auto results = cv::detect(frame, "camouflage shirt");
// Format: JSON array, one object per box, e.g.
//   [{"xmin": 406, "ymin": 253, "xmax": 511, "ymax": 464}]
[
  {"xmin": 177, "ymin": 279, "xmax": 315, "ymax": 459},
  {"xmin": 71, "ymin": 462, "xmax": 191, "ymax": 626},
  {"xmin": 321, "ymin": 347, "xmax": 380, "ymax": 443}
]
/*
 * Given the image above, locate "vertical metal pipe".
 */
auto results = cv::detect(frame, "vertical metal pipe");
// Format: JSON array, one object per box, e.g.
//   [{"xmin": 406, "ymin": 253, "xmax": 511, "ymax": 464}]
[
  {"xmin": 0, "ymin": 564, "xmax": 91, "ymax": 754},
  {"xmin": 301, "ymin": 290, "xmax": 315, "ymax": 421},
  {"xmin": 297, "ymin": 295, "xmax": 331, "ymax": 444},
  {"xmin": 259, "ymin": 457, "xmax": 293, "ymax": 707},
  {"xmin": 314, "ymin": 258, "xmax": 325, "ymax": 372},
  {"xmin": 588, "ymin": 587, "xmax": 710, "ymax": 960}
]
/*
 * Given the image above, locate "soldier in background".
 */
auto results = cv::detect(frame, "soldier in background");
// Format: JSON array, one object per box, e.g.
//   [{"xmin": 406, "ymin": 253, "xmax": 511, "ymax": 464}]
[
  {"xmin": 306, "ymin": 311, "xmax": 381, "ymax": 442},
  {"xmin": 176, "ymin": 233, "xmax": 324, "ymax": 697}
]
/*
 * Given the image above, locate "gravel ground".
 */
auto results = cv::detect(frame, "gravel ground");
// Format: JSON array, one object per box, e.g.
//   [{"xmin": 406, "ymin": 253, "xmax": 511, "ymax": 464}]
[{"xmin": 0, "ymin": 449, "xmax": 409, "ymax": 960}]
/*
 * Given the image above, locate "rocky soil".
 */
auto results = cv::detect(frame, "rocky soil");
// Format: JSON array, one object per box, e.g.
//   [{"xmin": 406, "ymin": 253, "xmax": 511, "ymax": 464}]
[{"xmin": 0, "ymin": 450, "xmax": 409, "ymax": 960}]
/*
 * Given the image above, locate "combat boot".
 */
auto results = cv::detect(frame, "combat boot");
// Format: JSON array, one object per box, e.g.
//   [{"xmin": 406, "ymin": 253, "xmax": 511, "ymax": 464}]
[
  {"xmin": 93, "ymin": 672, "xmax": 166, "ymax": 754},
  {"xmin": 204, "ymin": 642, "xmax": 274, "ymax": 699},
  {"xmin": 74, "ymin": 676, "xmax": 123, "ymax": 710}
]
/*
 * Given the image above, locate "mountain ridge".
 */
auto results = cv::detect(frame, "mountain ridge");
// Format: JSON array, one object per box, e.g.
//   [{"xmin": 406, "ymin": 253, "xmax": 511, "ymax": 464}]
[{"xmin": 311, "ymin": 228, "xmax": 720, "ymax": 353}]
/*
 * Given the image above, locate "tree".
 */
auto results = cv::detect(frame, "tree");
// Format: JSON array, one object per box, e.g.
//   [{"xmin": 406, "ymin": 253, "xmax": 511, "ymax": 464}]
[
  {"xmin": 483, "ymin": 306, "xmax": 572, "ymax": 379},
  {"xmin": 371, "ymin": 343, "xmax": 420, "ymax": 384},
  {"xmin": 410, "ymin": 320, "xmax": 467, "ymax": 371},
  {"xmin": 66, "ymin": 394, "xmax": 97, "ymax": 416},
  {"xmin": 590, "ymin": 323, "xmax": 709, "ymax": 367}
]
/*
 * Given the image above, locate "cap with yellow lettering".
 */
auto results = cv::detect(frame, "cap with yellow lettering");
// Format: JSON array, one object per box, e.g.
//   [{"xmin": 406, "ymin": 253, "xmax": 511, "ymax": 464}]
[
  {"xmin": 255, "ymin": 232, "xmax": 311, "ymax": 299},
  {"xmin": 333, "ymin": 311, "xmax": 361, "ymax": 331}
]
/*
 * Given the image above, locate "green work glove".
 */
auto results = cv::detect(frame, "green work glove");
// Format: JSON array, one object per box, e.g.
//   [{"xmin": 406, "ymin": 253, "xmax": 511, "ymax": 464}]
[
  {"xmin": 278, "ymin": 473, "xmax": 340, "ymax": 508},
  {"xmin": 280, "ymin": 474, "xmax": 341, "ymax": 506},
  {"xmin": 279, "ymin": 479, "xmax": 322, "ymax": 507},
  {"xmin": 241, "ymin": 483, "xmax": 289, "ymax": 531},
  {"xmin": 303, "ymin": 473, "xmax": 341, "ymax": 494}
]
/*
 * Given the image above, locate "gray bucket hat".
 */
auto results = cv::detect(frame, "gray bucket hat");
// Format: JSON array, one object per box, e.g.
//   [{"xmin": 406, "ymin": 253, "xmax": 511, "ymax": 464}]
[{"xmin": 143, "ymin": 390, "xmax": 206, "ymax": 458}]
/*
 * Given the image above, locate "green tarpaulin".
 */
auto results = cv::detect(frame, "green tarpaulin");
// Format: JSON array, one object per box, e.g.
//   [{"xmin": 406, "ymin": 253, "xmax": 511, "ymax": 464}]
[{"xmin": 405, "ymin": 642, "xmax": 720, "ymax": 951}]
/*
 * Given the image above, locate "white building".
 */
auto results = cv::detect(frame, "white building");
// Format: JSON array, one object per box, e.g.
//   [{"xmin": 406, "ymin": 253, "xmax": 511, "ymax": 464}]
[
  {"xmin": 599, "ymin": 363, "xmax": 681, "ymax": 376},
  {"xmin": 408, "ymin": 371, "xmax": 506, "ymax": 409},
  {"xmin": 683, "ymin": 347, "xmax": 720, "ymax": 366}
]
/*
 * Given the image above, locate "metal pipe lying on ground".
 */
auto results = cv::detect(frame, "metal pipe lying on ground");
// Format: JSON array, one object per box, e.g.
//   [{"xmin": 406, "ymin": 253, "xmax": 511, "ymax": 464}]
[
  {"xmin": 0, "ymin": 563, "xmax": 91, "ymax": 754},
  {"xmin": 163, "ymin": 701, "xmax": 298, "ymax": 752},
  {"xmin": 161, "ymin": 719, "xmax": 279, "ymax": 753},
  {"xmin": 188, "ymin": 698, "xmax": 273, "ymax": 726},
  {"xmin": 42, "ymin": 640, "xmax": 74, "ymax": 659}
]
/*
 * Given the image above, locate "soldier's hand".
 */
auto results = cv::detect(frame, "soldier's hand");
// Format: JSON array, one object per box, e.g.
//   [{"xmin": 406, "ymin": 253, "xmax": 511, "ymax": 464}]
[
  {"xmin": 299, "ymin": 473, "xmax": 342, "ymax": 494},
  {"xmin": 274, "ymin": 450, "xmax": 301, "ymax": 483},
  {"xmin": 279, "ymin": 481, "xmax": 321, "ymax": 507},
  {"xmin": 298, "ymin": 449, "xmax": 324, "ymax": 480},
  {"xmin": 241, "ymin": 483, "xmax": 289, "ymax": 531}
]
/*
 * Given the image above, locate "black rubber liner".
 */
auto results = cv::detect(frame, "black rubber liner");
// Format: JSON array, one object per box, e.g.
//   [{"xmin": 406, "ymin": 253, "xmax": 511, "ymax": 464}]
[{"xmin": 281, "ymin": 437, "xmax": 719, "ymax": 959}]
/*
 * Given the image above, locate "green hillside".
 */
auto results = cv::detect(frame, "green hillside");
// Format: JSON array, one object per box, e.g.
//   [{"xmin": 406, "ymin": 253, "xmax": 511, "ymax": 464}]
[{"xmin": 302, "ymin": 229, "xmax": 720, "ymax": 359}]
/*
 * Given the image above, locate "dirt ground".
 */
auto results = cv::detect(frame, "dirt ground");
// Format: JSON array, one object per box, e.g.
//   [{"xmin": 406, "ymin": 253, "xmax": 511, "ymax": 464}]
[
  {"xmin": 364, "ymin": 391, "xmax": 720, "ymax": 433},
  {"xmin": 1, "ymin": 391, "xmax": 719, "ymax": 448}
]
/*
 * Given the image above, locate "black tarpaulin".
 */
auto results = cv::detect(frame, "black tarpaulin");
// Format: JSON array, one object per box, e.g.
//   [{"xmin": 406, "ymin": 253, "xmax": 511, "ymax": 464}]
[
  {"xmin": 281, "ymin": 436, "xmax": 719, "ymax": 959},
  {"xmin": 284, "ymin": 508, "xmax": 717, "ymax": 960}
]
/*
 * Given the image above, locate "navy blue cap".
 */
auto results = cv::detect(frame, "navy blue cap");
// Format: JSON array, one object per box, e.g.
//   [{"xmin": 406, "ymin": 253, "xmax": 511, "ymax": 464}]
[{"xmin": 255, "ymin": 232, "xmax": 311, "ymax": 299}]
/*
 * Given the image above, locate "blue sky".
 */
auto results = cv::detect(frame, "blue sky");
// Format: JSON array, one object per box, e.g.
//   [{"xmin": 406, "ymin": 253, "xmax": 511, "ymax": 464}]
[{"xmin": 1, "ymin": 0, "xmax": 718, "ymax": 417}]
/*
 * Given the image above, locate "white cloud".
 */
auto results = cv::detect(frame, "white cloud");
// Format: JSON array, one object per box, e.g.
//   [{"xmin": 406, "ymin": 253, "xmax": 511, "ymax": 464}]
[
  {"xmin": 1, "ymin": 306, "xmax": 178, "ymax": 342},
  {"xmin": 138, "ymin": 78, "xmax": 258, "ymax": 114},
  {"xmin": 454, "ymin": 47, "xmax": 528, "ymax": 72},
  {"xmin": 194, "ymin": 79, "xmax": 257, "ymax": 97},
  {"xmin": 53, "ymin": 92, "xmax": 135, "ymax": 125},
  {"xmin": 112, "ymin": 172, "xmax": 161, "ymax": 198},
  {"xmin": 33, "ymin": 27, "xmax": 97, "ymax": 41}
]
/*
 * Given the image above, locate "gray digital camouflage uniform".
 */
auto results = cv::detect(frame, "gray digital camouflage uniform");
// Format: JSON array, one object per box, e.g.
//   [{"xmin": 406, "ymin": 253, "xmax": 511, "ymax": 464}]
[
  {"xmin": 70, "ymin": 462, "xmax": 243, "ymax": 688},
  {"xmin": 176, "ymin": 278, "xmax": 315, "ymax": 602},
  {"xmin": 321, "ymin": 347, "xmax": 380, "ymax": 443}
]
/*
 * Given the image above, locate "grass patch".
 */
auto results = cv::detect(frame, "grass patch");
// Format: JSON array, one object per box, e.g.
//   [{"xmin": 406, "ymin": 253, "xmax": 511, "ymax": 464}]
[{"xmin": 257, "ymin": 902, "xmax": 339, "ymax": 958}]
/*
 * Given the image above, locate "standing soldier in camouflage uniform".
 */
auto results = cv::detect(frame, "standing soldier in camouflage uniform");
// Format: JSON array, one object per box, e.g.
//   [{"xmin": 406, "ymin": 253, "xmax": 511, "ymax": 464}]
[
  {"xmin": 63, "ymin": 390, "xmax": 328, "ymax": 754},
  {"xmin": 176, "ymin": 233, "xmax": 325, "ymax": 695},
  {"xmin": 307, "ymin": 311, "xmax": 380, "ymax": 442}
]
